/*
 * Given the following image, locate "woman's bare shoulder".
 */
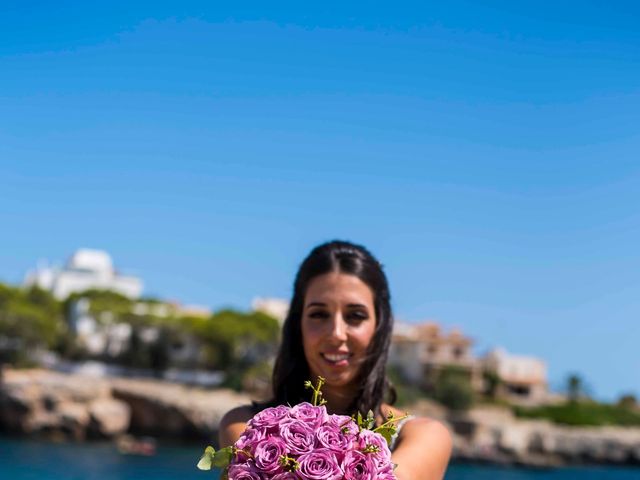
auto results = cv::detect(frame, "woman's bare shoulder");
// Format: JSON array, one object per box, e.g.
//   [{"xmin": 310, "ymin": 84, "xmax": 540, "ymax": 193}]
[
  {"xmin": 401, "ymin": 416, "xmax": 452, "ymax": 443},
  {"xmin": 218, "ymin": 404, "xmax": 255, "ymax": 447},
  {"xmin": 388, "ymin": 412, "xmax": 452, "ymax": 480},
  {"xmin": 220, "ymin": 405, "xmax": 256, "ymax": 427},
  {"xmin": 380, "ymin": 403, "xmax": 408, "ymax": 419},
  {"xmin": 381, "ymin": 403, "xmax": 449, "ymax": 436}
]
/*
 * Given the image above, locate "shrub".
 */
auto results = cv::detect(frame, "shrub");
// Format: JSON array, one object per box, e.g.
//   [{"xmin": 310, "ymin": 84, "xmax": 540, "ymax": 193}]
[
  {"xmin": 513, "ymin": 401, "xmax": 640, "ymax": 427},
  {"xmin": 434, "ymin": 366, "xmax": 474, "ymax": 411}
]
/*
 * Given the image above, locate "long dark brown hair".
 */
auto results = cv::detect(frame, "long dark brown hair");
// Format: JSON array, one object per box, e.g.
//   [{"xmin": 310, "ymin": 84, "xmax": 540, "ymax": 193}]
[{"xmin": 264, "ymin": 240, "xmax": 396, "ymax": 418}]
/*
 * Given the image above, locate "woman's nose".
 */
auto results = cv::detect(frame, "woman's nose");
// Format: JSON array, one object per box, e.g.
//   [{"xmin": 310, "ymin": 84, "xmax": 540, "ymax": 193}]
[{"xmin": 329, "ymin": 315, "xmax": 348, "ymax": 341}]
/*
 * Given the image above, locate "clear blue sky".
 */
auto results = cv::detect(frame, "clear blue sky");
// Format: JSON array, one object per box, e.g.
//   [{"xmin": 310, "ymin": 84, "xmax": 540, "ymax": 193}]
[{"xmin": 1, "ymin": 1, "xmax": 639, "ymax": 401}]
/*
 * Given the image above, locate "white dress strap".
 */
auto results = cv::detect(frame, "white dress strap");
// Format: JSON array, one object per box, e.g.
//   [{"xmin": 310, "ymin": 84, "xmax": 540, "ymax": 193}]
[{"xmin": 389, "ymin": 415, "xmax": 415, "ymax": 451}]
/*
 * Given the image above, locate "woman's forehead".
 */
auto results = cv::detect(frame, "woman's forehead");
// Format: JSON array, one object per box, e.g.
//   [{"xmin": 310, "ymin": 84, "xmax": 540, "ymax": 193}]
[{"xmin": 304, "ymin": 272, "xmax": 374, "ymax": 305}]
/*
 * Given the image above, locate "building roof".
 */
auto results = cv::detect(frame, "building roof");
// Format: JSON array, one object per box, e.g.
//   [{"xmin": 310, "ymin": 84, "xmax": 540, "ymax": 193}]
[
  {"xmin": 67, "ymin": 249, "xmax": 114, "ymax": 273},
  {"xmin": 393, "ymin": 321, "xmax": 474, "ymax": 346}
]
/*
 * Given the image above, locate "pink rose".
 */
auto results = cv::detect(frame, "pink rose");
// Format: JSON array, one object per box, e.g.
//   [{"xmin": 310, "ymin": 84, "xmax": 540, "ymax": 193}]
[
  {"xmin": 228, "ymin": 462, "xmax": 263, "ymax": 480},
  {"xmin": 249, "ymin": 405, "xmax": 290, "ymax": 432},
  {"xmin": 278, "ymin": 419, "xmax": 315, "ymax": 455},
  {"xmin": 357, "ymin": 429, "xmax": 392, "ymax": 469},
  {"xmin": 316, "ymin": 424, "xmax": 354, "ymax": 454},
  {"xmin": 327, "ymin": 414, "xmax": 359, "ymax": 437},
  {"xmin": 234, "ymin": 427, "xmax": 266, "ymax": 460},
  {"xmin": 270, "ymin": 473, "xmax": 298, "ymax": 480},
  {"xmin": 296, "ymin": 448, "xmax": 343, "ymax": 480},
  {"xmin": 289, "ymin": 402, "xmax": 328, "ymax": 429},
  {"xmin": 377, "ymin": 463, "xmax": 398, "ymax": 480},
  {"xmin": 225, "ymin": 402, "xmax": 398, "ymax": 480},
  {"xmin": 253, "ymin": 437, "xmax": 288, "ymax": 475},
  {"xmin": 342, "ymin": 449, "xmax": 377, "ymax": 480}
]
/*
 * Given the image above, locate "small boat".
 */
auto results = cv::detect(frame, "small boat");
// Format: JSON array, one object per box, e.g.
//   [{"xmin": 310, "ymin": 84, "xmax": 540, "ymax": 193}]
[{"xmin": 116, "ymin": 435, "xmax": 157, "ymax": 456}]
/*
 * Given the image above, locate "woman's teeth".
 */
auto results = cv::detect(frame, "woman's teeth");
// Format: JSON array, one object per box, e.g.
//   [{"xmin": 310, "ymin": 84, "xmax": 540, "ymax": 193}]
[{"xmin": 323, "ymin": 353, "xmax": 349, "ymax": 362}]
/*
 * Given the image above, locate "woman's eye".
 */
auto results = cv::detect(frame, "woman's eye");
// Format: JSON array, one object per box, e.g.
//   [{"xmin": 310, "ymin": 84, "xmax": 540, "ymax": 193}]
[
  {"xmin": 309, "ymin": 311, "xmax": 329, "ymax": 320},
  {"xmin": 347, "ymin": 311, "xmax": 368, "ymax": 323}
]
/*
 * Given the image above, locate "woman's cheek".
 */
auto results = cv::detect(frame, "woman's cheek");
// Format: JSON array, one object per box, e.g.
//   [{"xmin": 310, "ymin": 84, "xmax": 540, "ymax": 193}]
[{"xmin": 304, "ymin": 323, "xmax": 324, "ymax": 340}]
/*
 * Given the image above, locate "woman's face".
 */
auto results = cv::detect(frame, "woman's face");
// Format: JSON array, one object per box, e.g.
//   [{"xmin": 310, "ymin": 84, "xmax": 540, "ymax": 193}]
[{"xmin": 301, "ymin": 271, "xmax": 377, "ymax": 390}]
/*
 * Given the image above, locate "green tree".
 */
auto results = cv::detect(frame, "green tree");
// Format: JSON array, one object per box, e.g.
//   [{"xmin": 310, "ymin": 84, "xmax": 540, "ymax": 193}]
[
  {"xmin": 434, "ymin": 366, "xmax": 474, "ymax": 411},
  {"xmin": 483, "ymin": 369, "xmax": 502, "ymax": 400},
  {"xmin": 0, "ymin": 283, "xmax": 65, "ymax": 366},
  {"xmin": 514, "ymin": 401, "xmax": 640, "ymax": 427},
  {"xmin": 386, "ymin": 365, "xmax": 426, "ymax": 407},
  {"xmin": 617, "ymin": 393, "xmax": 638, "ymax": 411},
  {"xmin": 180, "ymin": 309, "xmax": 279, "ymax": 389},
  {"xmin": 149, "ymin": 328, "xmax": 172, "ymax": 375}
]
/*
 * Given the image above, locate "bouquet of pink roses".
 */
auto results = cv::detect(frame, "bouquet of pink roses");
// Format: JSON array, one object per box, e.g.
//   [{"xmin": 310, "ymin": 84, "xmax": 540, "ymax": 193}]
[{"xmin": 198, "ymin": 378, "xmax": 406, "ymax": 480}]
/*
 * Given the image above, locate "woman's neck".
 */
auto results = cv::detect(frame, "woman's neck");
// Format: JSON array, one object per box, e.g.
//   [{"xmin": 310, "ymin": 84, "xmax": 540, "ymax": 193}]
[{"xmin": 321, "ymin": 383, "xmax": 359, "ymax": 415}]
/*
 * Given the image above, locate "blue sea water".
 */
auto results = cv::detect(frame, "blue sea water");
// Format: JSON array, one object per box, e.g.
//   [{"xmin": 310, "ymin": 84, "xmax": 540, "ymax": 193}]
[{"xmin": 1, "ymin": 436, "xmax": 638, "ymax": 480}]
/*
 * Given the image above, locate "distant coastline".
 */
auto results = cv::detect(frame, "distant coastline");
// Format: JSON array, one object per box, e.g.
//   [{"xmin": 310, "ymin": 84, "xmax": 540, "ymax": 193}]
[{"xmin": 1, "ymin": 368, "xmax": 639, "ymax": 468}]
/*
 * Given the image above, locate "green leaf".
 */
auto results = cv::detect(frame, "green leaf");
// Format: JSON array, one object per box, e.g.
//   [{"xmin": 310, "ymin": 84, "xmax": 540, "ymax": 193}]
[
  {"xmin": 366, "ymin": 410, "xmax": 375, "ymax": 430},
  {"xmin": 375, "ymin": 426, "xmax": 395, "ymax": 446},
  {"xmin": 356, "ymin": 411, "xmax": 365, "ymax": 429},
  {"xmin": 196, "ymin": 446, "xmax": 215, "ymax": 470},
  {"xmin": 212, "ymin": 446, "xmax": 234, "ymax": 467}
]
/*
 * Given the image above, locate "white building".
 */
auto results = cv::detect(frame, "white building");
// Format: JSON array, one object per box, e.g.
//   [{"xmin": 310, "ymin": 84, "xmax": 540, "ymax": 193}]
[
  {"xmin": 24, "ymin": 249, "xmax": 142, "ymax": 300},
  {"xmin": 70, "ymin": 297, "xmax": 133, "ymax": 356}
]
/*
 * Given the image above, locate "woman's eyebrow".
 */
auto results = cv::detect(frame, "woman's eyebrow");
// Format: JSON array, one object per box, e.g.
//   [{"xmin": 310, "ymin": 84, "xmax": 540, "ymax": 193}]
[
  {"xmin": 305, "ymin": 301, "xmax": 369, "ymax": 309},
  {"xmin": 346, "ymin": 303, "xmax": 367, "ymax": 308},
  {"xmin": 305, "ymin": 302, "xmax": 327, "ymax": 309}
]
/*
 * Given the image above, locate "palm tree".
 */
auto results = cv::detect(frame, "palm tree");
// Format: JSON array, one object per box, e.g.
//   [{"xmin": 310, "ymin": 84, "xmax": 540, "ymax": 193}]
[{"xmin": 567, "ymin": 373, "xmax": 583, "ymax": 403}]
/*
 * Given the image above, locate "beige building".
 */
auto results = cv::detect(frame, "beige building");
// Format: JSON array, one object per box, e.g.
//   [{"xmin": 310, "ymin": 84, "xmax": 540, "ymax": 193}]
[
  {"xmin": 252, "ymin": 297, "xmax": 289, "ymax": 324},
  {"xmin": 389, "ymin": 321, "xmax": 483, "ymax": 392},
  {"xmin": 482, "ymin": 348, "xmax": 548, "ymax": 405},
  {"xmin": 390, "ymin": 322, "xmax": 549, "ymax": 405}
]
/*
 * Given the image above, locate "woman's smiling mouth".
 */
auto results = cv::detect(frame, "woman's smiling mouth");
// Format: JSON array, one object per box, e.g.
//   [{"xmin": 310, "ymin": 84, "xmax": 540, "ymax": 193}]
[{"xmin": 321, "ymin": 352, "xmax": 352, "ymax": 366}]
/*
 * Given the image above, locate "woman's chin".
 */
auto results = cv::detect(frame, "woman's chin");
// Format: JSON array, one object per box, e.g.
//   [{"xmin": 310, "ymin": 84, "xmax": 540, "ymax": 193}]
[{"xmin": 317, "ymin": 370, "xmax": 357, "ymax": 388}]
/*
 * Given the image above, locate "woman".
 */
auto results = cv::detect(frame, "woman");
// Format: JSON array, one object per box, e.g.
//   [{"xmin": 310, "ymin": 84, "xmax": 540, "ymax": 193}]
[{"xmin": 220, "ymin": 241, "xmax": 452, "ymax": 480}]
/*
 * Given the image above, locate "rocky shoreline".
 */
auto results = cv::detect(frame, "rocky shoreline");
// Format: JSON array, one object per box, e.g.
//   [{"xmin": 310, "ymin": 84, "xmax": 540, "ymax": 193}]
[
  {"xmin": 1, "ymin": 369, "xmax": 639, "ymax": 468},
  {"xmin": 413, "ymin": 402, "xmax": 640, "ymax": 468},
  {"xmin": 0, "ymin": 368, "xmax": 249, "ymax": 442}
]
